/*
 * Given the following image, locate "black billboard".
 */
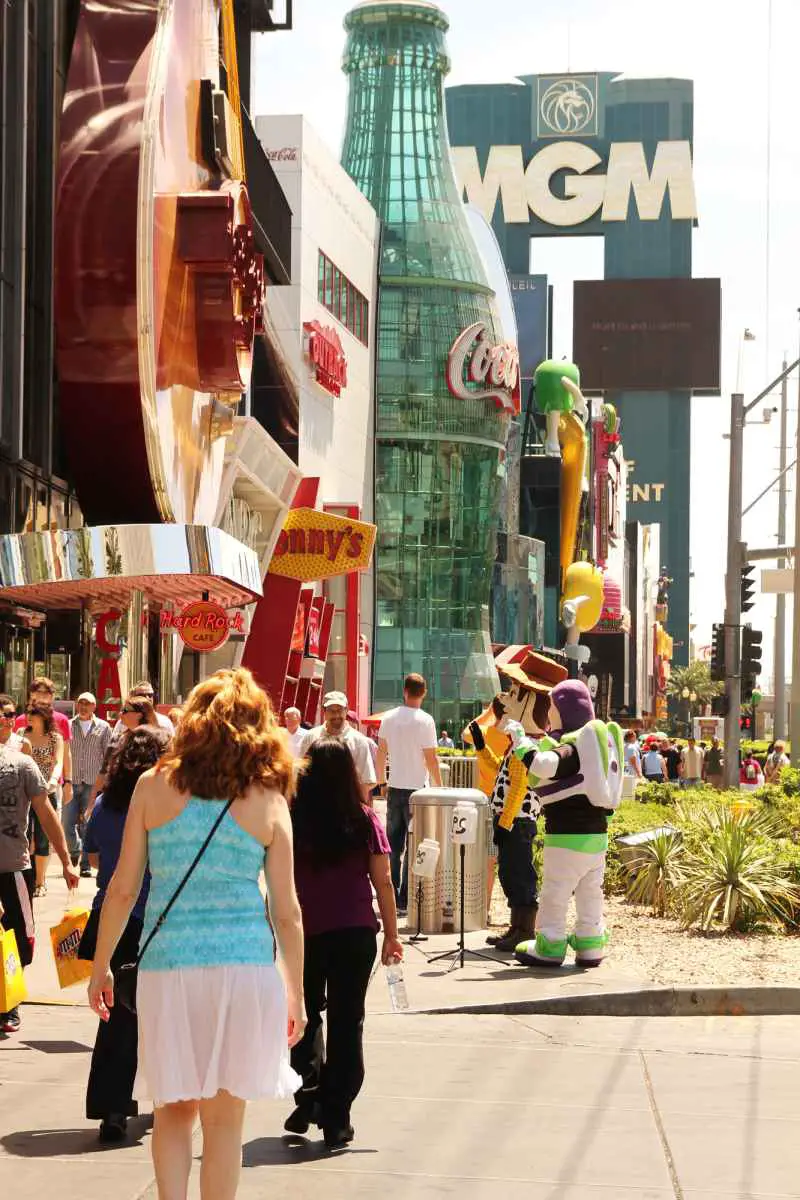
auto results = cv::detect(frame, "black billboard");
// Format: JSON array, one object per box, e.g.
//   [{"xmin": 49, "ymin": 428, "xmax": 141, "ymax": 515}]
[{"xmin": 573, "ymin": 278, "xmax": 721, "ymax": 394}]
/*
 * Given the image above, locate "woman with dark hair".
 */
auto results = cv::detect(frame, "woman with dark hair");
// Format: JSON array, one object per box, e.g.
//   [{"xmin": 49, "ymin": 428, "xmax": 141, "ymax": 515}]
[
  {"xmin": 287, "ymin": 736, "xmax": 401, "ymax": 1150},
  {"xmin": 79, "ymin": 724, "xmax": 171, "ymax": 1142},
  {"xmin": 26, "ymin": 701, "xmax": 65, "ymax": 897},
  {"xmin": 120, "ymin": 694, "xmax": 158, "ymax": 730}
]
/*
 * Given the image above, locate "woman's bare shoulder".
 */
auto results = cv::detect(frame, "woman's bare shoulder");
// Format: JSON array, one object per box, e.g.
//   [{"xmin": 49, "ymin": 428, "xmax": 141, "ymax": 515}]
[
  {"xmin": 135, "ymin": 767, "xmax": 187, "ymax": 828},
  {"xmin": 237, "ymin": 783, "xmax": 289, "ymax": 844}
]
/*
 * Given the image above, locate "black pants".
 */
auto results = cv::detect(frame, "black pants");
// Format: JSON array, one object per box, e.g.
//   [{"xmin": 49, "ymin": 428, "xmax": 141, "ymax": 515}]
[
  {"xmin": 386, "ymin": 788, "xmax": 413, "ymax": 909},
  {"xmin": 290, "ymin": 927, "xmax": 377, "ymax": 1128},
  {"xmin": 0, "ymin": 869, "xmax": 35, "ymax": 987},
  {"xmin": 493, "ymin": 817, "xmax": 537, "ymax": 908},
  {"xmin": 80, "ymin": 911, "xmax": 142, "ymax": 1120}
]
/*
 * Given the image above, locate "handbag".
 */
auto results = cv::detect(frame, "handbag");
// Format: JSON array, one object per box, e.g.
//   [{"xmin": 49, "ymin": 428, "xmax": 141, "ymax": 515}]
[
  {"xmin": 1, "ymin": 923, "xmax": 27, "ymax": 1012},
  {"xmin": 50, "ymin": 906, "xmax": 92, "ymax": 989},
  {"xmin": 115, "ymin": 798, "xmax": 234, "ymax": 1014}
]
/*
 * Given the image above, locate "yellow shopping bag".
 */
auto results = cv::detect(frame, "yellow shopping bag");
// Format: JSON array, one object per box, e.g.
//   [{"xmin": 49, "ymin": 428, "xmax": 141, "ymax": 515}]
[
  {"xmin": 1, "ymin": 924, "xmax": 27, "ymax": 1011},
  {"xmin": 50, "ymin": 907, "xmax": 92, "ymax": 989}
]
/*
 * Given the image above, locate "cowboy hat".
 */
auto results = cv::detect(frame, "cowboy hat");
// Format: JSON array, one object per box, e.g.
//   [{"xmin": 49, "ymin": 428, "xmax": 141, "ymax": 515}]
[{"xmin": 499, "ymin": 650, "xmax": 567, "ymax": 696}]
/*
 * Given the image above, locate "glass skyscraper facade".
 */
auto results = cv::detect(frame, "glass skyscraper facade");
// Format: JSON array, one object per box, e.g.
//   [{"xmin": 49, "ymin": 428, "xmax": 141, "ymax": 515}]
[{"xmin": 341, "ymin": 0, "xmax": 511, "ymax": 727}]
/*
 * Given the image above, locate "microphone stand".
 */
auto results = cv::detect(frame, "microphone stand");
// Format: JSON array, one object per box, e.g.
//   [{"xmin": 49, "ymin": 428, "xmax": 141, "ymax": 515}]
[{"xmin": 427, "ymin": 843, "xmax": 498, "ymax": 972}]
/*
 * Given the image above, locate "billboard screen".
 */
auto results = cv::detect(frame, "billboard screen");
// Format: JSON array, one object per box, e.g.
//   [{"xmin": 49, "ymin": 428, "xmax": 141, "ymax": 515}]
[
  {"xmin": 573, "ymin": 278, "xmax": 721, "ymax": 393},
  {"xmin": 508, "ymin": 274, "xmax": 548, "ymax": 379}
]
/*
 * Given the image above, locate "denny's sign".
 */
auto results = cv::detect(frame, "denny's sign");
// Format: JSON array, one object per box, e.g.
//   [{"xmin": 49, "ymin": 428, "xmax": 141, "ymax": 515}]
[{"xmin": 268, "ymin": 508, "xmax": 376, "ymax": 582}]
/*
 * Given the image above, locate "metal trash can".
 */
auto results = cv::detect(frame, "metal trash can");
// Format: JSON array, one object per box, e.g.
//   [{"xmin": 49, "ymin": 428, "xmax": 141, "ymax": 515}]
[{"xmin": 407, "ymin": 787, "xmax": 491, "ymax": 934}]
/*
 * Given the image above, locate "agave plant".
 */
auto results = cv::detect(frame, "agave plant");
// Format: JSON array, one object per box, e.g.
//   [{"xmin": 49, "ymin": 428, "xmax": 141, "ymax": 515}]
[
  {"xmin": 625, "ymin": 831, "xmax": 684, "ymax": 916},
  {"xmin": 678, "ymin": 808, "xmax": 800, "ymax": 931}
]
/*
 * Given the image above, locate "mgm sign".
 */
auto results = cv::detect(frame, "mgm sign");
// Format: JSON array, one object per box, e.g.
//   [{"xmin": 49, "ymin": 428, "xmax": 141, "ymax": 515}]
[
  {"xmin": 452, "ymin": 139, "xmax": 696, "ymax": 229},
  {"xmin": 445, "ymin": 72, "xmax": 702, "ymax": 666}
]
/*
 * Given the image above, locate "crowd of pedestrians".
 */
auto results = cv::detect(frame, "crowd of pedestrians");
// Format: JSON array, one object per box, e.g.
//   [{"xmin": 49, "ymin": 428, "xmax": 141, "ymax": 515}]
[
  {"xmin": 1, "ymin": 663, "xmax": 794, "ymax": 1199},
  {"xmin": 0, "ymin": 667, "xmax": 429, "ymax": 1198}
]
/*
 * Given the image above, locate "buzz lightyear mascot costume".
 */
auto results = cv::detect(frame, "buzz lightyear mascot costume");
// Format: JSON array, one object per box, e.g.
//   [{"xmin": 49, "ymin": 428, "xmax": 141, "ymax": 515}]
[{"xmin": 514, "ymin": 680, "xmax": 623, "ymax": 968}]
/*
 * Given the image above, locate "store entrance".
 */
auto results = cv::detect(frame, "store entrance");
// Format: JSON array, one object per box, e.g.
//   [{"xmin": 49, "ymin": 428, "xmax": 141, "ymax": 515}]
[{"xmin": 1, "ymin": 625, "xmax": 34, "ymax": 707}]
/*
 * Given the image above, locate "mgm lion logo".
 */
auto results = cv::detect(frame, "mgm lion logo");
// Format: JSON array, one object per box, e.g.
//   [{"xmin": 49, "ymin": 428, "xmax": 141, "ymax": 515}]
[{"xmin": 539, "ymin": 78, "xmax": 596, "ymax": 136}]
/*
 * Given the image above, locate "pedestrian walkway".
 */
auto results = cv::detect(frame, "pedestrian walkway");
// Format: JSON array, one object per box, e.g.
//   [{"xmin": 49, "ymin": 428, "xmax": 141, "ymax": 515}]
[{"xmin": 2, "ymin": 1002, "xmax": 799, "ymax": 1197}]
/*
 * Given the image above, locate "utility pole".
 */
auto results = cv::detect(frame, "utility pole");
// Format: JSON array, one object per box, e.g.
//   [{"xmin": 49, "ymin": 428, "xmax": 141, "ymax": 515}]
[
  {"xmin": 774, "ymin": 361, "xmax": 788, "ymax": 739},
  {"xmin": 723, "ymin": 393, "xmax": 744, "ymax": 789},
  {"xmin": 792, "ymin": 319, "xmax": 800, "ymax": 765},
  {"xmin": 724, "ymin": 358, "xmax": 800, "ymax": 781}
]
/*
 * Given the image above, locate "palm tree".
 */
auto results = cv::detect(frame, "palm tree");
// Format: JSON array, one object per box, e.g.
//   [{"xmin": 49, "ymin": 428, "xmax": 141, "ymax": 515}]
[{"xmin": 667, "ymin": 662, "xmax": 722, "ymax": 709}]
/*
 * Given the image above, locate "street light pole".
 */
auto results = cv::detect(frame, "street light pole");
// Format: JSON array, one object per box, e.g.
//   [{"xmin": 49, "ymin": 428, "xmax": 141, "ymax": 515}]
[
  {"xmin": 723, "ymin": 393, "xmax": 745, "ymax": 789},
  {"xmin": 774, "ymin": 360, "xmax": 788, "ymax": 739},
  {"xmin": 792, "ymin": 322, "xmax": 800, "ymax": 765}
]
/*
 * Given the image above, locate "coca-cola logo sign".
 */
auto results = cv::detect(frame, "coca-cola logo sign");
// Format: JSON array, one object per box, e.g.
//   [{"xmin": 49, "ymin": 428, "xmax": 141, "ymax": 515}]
[
  {"xmin": 303, "ymin": 320, "xmax": 348, "ymax": 397},
  {"xmin": 446, "ymin": 322, "xmax": 520, "ymax": 414},
  {"xmin": 266, "ymin": 147, "xmax": 298, "ymax": 162}
]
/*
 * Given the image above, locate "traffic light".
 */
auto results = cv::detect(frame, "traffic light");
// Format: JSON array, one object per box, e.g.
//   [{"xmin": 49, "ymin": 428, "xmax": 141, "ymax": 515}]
[
  {"xmin": 741, "ymin": 625, "xmax": 762, "ymax": 701},
  {"xmin": 710, "ymin": 622, "xmax": 725, "ymax": 682},
  {"xmin": 739, "ymin": 713, "xmax": 752, "ymax": 733},
  {"xmin": 740, "ymin": 564, "xmax": 756, "ymax": 614}
]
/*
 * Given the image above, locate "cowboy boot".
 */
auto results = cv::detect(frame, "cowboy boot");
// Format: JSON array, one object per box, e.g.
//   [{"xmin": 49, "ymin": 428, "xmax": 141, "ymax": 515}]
[
  {"xmin": 493, "ymin": 903, "xmax": 537, "ymax": 953},
  {"xmin": 486, "ymin": 907, "xmax": 518, "ymax": 946}
]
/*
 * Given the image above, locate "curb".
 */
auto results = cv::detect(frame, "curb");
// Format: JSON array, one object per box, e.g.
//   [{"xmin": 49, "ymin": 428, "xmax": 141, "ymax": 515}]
[{"xmin": 417, "ymin": 985, "xmax": 800, "ymax": 1018}]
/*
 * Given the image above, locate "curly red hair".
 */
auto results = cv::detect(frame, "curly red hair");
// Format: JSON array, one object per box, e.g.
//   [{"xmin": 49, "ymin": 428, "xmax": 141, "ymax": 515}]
[{"xmin": 160, "ymin": 668, "xmax": 293, "ymax": 801}]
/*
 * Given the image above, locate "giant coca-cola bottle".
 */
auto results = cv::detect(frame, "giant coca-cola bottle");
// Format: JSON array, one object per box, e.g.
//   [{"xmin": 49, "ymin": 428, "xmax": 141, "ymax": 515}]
[{"xmin": 341, "ymin": 0, "xmax": 518, "ymax": 728}]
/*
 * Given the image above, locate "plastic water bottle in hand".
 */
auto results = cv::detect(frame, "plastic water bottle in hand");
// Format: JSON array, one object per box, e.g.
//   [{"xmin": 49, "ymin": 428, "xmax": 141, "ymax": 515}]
[{"xmin": 385, "ymin": 964, "xmax": 409, "ymax": 1012}]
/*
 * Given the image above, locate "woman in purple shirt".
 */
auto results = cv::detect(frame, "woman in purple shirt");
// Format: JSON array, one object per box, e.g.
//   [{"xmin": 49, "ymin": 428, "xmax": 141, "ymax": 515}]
[{"xmin": 287, "ymin": 737, "xmax": 401, "ymax": 1150}]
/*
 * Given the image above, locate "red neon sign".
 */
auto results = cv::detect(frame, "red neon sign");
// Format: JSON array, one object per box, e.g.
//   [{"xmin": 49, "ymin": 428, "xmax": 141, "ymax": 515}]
[
  {"xmin": 161, "ymin": 603, "xmax": 245, "ymax": 652},
  {"xmin": 303, "ymin": 320, "xmax": 348, "ymax": 397}
]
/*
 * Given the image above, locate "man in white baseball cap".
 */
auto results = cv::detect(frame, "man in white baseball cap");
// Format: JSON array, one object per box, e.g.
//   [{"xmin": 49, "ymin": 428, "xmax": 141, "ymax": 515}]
[
  {"xmin": 67, "ymin": 691, "xmax": 112, "ymax": 875},
  {"xmin": 299, "ymin": 691, "xmax": 377, "ymax": 801}
]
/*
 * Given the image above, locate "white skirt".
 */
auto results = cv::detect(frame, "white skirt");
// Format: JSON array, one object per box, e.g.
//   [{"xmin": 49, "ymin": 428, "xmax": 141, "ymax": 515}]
[{"xmin": 134, "ymin": 963, "xmax": 302, "ymax": 1107}]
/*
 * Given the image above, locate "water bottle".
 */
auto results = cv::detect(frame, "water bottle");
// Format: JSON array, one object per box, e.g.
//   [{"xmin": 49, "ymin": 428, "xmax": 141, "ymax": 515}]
[{"xmin": 385, "ymin": 963, "xmax": 409, "ymax": 1012}]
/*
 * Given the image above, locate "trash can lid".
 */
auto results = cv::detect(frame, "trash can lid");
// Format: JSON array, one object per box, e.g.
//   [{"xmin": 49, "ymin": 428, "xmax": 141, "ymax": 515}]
[{"xmin": 411, "ymin": 787, "xmax": 489, "ymax": 807}]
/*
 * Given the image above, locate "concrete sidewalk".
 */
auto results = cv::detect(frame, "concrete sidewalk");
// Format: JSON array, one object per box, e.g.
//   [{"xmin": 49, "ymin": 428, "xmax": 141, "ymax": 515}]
[
  {"xmin": 3, "ymin": 1002, "xmax": 800, "ymax": 1198},
  {"xmin": 22, "ymin": 868, "xmax": 652, "ymax": 1015}
]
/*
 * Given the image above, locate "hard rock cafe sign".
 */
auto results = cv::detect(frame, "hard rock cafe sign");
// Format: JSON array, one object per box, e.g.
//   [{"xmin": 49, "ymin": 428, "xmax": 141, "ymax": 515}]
[
  {"xmin": 446, "ymin": 322, "xmax": 520, "ymax": 415},
  {"xmin": 303, "ymin": 321, "xmax": 348, "ymax": 398}
]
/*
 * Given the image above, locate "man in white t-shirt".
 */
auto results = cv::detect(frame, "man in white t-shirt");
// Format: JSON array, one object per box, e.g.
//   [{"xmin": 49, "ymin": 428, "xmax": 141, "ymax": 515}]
[
  {"xmin": 282, "ymin": 707, "xmax": 305, "ymax": 757},
  {"xmin": 376, "ymin": 673, "xmax": 442, "ymax": 913}
]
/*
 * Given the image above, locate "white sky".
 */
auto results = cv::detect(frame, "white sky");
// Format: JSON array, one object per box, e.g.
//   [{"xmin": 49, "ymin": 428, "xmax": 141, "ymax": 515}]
[{"xmin": 253, "ymin": 0, "xmax": 800, "ymax": 692}]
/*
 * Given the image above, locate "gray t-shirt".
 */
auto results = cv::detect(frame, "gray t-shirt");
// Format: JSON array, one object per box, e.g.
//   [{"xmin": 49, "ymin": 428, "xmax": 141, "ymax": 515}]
[{"xmin": 0, "ymin": 747, "xmax": 47, "ymax": 872}]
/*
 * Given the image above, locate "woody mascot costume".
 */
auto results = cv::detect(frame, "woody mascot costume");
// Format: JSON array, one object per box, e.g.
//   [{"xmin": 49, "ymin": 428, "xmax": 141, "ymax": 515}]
[
  {"xmin": 513, "ymin": 679, "xmax": 623, "ymax": 968},
  {"xmin": 463, "ymin": 651, "xmax": 567, "ymax": 952}
]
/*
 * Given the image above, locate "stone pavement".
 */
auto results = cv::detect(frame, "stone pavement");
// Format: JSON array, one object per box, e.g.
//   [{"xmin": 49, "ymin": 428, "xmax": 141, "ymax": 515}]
[{"xmin": 2, "ymin": 1001, "xmax": 800, "ymax": 1198}]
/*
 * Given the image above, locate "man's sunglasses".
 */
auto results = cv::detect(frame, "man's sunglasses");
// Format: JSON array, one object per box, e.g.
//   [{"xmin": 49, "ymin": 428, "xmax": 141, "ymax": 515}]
[{"xmin": 1, "ymin": 710, "xmax": 15, "ymax": 720}]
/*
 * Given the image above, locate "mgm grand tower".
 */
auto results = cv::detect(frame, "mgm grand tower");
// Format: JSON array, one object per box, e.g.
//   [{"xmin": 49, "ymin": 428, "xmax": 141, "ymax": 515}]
[{"xmin": 341, "ymin": 0, "xmax": 519, "ymax": 727}]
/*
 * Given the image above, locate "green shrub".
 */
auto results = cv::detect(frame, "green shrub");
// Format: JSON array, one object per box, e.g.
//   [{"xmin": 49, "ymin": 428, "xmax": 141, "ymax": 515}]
[
  {"xmin": 605, "ymin": 800, "xmax": 676, "ymax": 895},
  {"xmin": 624, "ymin": 830, "xmax": 685, "ymax": 916},
  {"xmin": 753, "ymin": 782, "xmax": 800, "ymax": 835},
  {"xmin": 677, "ymin": 807, "xmax": 800, "ymax": 932}
]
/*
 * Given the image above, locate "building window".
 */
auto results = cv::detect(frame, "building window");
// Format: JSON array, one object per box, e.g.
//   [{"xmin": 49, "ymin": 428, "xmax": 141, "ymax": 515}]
[{"xmin": 317, "ymin": 250, "xmax": 369, "ymax": 346}]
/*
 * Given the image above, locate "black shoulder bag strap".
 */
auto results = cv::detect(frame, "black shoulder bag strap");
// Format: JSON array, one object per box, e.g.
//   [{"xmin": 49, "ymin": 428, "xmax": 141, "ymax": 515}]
[{"xmin": 135, "ymin": 797, "xmax": 235, "ymax": 967}]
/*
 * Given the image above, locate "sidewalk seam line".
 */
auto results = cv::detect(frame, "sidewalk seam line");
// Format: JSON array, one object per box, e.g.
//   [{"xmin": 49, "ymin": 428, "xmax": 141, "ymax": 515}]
[{"xmin": 639, "ymin": 1048, "xmax": 685, "ymax": 1200}]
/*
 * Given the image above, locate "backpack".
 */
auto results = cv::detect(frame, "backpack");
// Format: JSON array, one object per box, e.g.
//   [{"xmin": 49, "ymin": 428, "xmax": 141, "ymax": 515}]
[
  {"xmin": 532, "ymin": 720, "xmax": 625, "ymax": 811},
  {"xmin": 745, "ymin": 761, "xmax": 757, "ymax": 781}
]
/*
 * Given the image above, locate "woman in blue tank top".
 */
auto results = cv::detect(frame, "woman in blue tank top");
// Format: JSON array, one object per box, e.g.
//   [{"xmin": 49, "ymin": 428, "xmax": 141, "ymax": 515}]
[{"xmin": 88, "ymin": 668, "xmax": 305, "ymax": 1200}]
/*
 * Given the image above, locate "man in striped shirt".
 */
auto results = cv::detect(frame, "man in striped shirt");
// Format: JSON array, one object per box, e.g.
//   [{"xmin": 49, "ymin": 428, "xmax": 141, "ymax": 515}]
[{"xmin": 66, "ymin": 693, "xmax": 111, "ymax": 877}]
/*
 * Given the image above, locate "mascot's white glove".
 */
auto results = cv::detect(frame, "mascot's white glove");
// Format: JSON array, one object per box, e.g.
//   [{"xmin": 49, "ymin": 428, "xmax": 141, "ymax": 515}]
[
  {"xmin": 505, "ymin": 720, "xmax": 525, "ymax": 747},
  {"xmin": 532, "ymin": 749, "xmax": 560, "ymax": 780}
]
